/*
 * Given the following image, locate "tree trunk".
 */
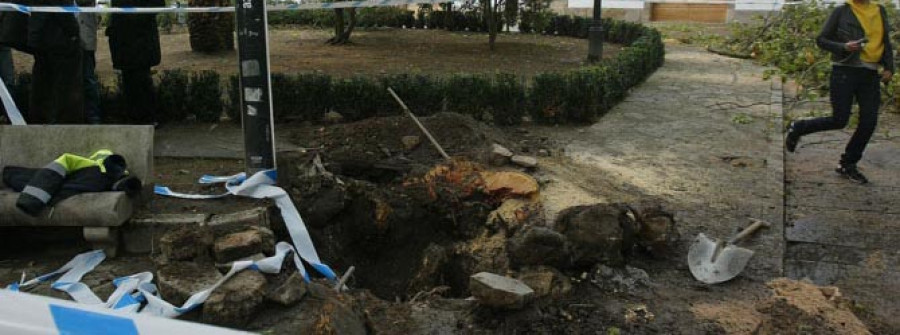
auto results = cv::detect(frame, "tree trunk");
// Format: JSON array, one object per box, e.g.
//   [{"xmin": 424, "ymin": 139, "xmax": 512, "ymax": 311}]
[
  {"xmin": 328, "ymin": 8, "xmax": 356, "ymax": 45},
  {"xmin": 188, "ymin": 0, "xmax": 234, "ymax": 53},
  {"xmin": 487, "ymin": 0, "xmax": 497, "ymax": 51}
]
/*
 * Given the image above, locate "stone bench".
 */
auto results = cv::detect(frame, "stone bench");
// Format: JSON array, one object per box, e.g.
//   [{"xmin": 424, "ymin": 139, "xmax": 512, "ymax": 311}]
[{"xmin": 0, "ymin": 125, "xmax": 154, "ymax": 256}]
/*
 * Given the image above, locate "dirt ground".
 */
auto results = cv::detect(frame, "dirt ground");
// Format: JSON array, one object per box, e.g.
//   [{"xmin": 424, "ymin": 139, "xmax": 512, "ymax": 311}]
[{"xmin": 10, "ymin": 28, "xmax": 620, "ymax": 84}]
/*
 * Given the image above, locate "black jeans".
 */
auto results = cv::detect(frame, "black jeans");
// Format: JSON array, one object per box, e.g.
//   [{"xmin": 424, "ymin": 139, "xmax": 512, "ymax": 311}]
[
  {"xmin": 121, "ymin": 68, "xmax": 156, "ymax": 124},
  {"xmin": 794, "ymin": 66, "xmax": 880, "ymax": 165}
]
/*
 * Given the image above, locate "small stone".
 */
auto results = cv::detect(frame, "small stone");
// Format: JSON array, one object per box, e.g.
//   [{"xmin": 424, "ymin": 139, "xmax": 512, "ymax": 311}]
[
  {"xmin": 489, "ymin": 144, "xmax": 514, "ymax": 166},
  {"xmin": 516, "ymin": 266, "xmax": 572, "ymax": 299},
  {"xmin": 323, "ymin": 111, "xmax": 344, "ymax": 124},
  {"xmin": 469, "ymin": 272, "xmax": 534, "ymax": 309},
  {"xmin": 537, "ymin": 149, "xmax": 550, "ymax": 157},
  {"xmin": 511, "ymin": 155, "xmax": 538, "ymax": 168},
  {"xmin": 158, "ymin": 224, "xmax": 213, "ymax": 261},
  {"xmin": 157, "ymin": 262, "xmax": 223, "ymax": 306},
  {"xmin": 213, "ymin": 228, "xmax": 271, "ymax": 263},
  {"xmin": 508, "ymin": 226, "xmax": 568, "ymax": 268},
  {"xmin": 265, "ymin": 273, "xmax": 308, "ymax": 306},
  {"xmin": 592, "ymin": 264, "xmax": 651, "ymax": 293},
  {"xmin": 401, "ymin": 135, "xmax": 422, "ymax": 151},
  {"xmin": 202, "ymin": 270, "xmax": 267, "ymax": 327}
]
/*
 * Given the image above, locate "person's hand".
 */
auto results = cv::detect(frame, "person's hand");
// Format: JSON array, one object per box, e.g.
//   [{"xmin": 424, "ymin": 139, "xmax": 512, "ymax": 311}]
[
  {"xmin": 845, "ymin": 41, "xmax": 862, "ymax": 52},
  {"xmin": 882, "ymin": 70, "xmax": 893, "ymax": 83}
]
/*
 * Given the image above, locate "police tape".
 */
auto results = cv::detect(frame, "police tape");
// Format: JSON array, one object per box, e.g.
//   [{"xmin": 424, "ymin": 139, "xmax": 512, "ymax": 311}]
[
  {"xmin": 0, "ymin": 0, "xmax": 446, "ymax": 14},
  {"xmin": 0, "ymin": 290, "xmax": 252, "ymax": 334},
  {"xmin": 5, "ymin": 169, "xmax": 335, "ymax": 323},
  {"xmin": 0, "ymin": 77, "xmax": 25, "ymax": 125}
]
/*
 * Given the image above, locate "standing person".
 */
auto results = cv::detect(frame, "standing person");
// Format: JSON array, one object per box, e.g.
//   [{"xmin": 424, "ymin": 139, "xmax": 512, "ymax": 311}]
[
  {"xmin": 78, "ymin": 0, "xmax": 102, "ymax": 124},
  {"xmin": 27, "ymin": 0, "xmax": 84, "ymax": 124},
  {"xmin": 786, "ymin": 0, "xmax": 894, "ymax": 184},
  {"xmin": 107, "ymin": 0, "xmax": 165, "ymax": 126}
]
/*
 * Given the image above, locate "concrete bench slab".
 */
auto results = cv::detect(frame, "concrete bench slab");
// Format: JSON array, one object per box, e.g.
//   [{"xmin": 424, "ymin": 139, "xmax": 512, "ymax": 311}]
[{"xmin": 0, "ymin": 125, "xmax": 154, "ymax": 256}]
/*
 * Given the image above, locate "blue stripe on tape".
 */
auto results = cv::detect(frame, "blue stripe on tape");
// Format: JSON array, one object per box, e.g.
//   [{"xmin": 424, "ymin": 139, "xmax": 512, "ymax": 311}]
[
  {"xmin": 61, "ymin": 5, "xmax": 80, "ymax": 12},
  {"xmin": 7, "ymin": 283, "xmax": 19, "ymax": 291},
  {"xmin": 50, "ymin": 304, "xmax": 139, "ymax": 335},
  {"xmin": 310, "ymin": 263, "xmax": 337, "ymax": 280},
  {"xmin": 153, "ymin": 185, "xmax": 171, "ymax": 195},
  {"xmin": 264, "ymin": 169, "xmax": 277, "ymax": 181},
  {"xmin": 113, "ymin": 294, "xmax": 139, "ymax": 309}
]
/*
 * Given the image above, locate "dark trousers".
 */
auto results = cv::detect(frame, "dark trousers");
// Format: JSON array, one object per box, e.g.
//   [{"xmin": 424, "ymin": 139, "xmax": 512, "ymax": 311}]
[
  {"xmin": 30, "ymin": 51, "xmax": 84, "ymax": 124},
  {"xmin": 794, "ymin": 66, "xmax": 880, "ymax": 165},
  {"xmin": 83, "ymin": 50, "xmax": 101, "ymax": 123},
  {"xmin": 120, "ymin": 68, "xmax": 156, "ymax": 124}
]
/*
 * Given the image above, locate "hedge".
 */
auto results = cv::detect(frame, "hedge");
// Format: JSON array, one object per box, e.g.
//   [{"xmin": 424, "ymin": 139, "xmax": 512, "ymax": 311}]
[{"xmin": 10, "ymin": 16, "xmax": 663, "ymax": 125}]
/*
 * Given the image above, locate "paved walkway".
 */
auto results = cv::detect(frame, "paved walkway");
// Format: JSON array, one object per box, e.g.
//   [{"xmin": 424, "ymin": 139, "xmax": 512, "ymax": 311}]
[
  {"xmin": 538, "ymin": 43, "xmax": 785, "ymax": 280},
  {"xmin": 535, "ymin": 42, "xmax": 900, "ymax": 331},
  {"xmin": 784, "ymin": 92, "xmax": 900, "ymax": 330}
]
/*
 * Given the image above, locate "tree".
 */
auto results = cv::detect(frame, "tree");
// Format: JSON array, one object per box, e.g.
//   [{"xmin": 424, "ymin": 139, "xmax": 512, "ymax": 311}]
[
  {"xmin": 328, "ymin": 8, "xmax": 358, "ymax": 45},
  {"xmin": 187, "ymin": 0, "xmax": 234, "ymax": 53},
  {"xmin": 483, "ymin": 0, "xmax": 503, "ymax": 50}
]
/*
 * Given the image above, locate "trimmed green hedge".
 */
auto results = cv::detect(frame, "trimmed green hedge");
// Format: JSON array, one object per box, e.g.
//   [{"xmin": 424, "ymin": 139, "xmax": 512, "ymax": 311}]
[{"xmin": 11, "ymin": 16, "xmax": 662, "ymax": 125}]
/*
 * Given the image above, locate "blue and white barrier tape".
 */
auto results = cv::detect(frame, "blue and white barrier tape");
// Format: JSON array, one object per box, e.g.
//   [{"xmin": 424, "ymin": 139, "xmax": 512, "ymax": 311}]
[
  {"xmin": 0, "ymin": 76, "xmax": 25, "ymax": 125},
  {"xmin": 0, "ymin": 0, "xmax": 445, "ymax": 14},
  {"xmin": 155, "ymin": 169, "xmax": 337, "ymax": 282},
  {"xmin": 0, "ymin": 289, "xmax": 252, "ymax": 334}
]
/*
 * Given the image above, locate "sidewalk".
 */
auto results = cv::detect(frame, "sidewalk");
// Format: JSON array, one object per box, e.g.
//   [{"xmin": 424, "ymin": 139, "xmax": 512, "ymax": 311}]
[
  {"xmin": 538, "ymin": 43, "xmax": 785, "ymax": 280},
  {"xmin": 785, "ymin": 92, "xmax": 900, "ymax": 331}
]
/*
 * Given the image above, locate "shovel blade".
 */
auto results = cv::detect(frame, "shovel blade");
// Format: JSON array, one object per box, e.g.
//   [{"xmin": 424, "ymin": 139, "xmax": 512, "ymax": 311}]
[{"xmin": 687, "ymin": 233, "xmax": 755, "ymax": 284}]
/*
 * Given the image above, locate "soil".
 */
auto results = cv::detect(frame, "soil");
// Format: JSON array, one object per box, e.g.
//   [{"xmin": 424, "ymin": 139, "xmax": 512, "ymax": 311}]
[{"xmin": 10, "ymin": 28, "xmax": 621, "ymax": 85}]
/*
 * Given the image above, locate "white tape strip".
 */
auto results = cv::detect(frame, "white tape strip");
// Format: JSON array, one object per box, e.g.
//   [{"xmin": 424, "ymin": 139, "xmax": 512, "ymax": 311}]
[
  {"xmin": 0, "ymin": 75, "xmax": 25, "ymax": 125},
  {"xmin": 0, "ymin": 0, "xmax": 446, "ymax": 14}
]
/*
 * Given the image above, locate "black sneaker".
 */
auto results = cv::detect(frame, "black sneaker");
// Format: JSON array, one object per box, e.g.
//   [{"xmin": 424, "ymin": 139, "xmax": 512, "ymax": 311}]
[
  {"xmin": 785, "ymin": 121, "xmax": 800, "ymax": 153},
  {"xmin": 836, "ymin": 165, "xmax": 868, "ymax": 184}
]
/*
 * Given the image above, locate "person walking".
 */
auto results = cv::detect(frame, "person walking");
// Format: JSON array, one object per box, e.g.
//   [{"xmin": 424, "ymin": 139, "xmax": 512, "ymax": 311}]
[
  {"xmin": 107, "ymin": 0, "xmax": 165, "ymax": 126},
  {"xmin": 78, "ymin": 0, "xmax": 102, "ymax": 124},
  {"xmin": 786, "ymin": 0, "xmax": 894, "ymax": 184}
]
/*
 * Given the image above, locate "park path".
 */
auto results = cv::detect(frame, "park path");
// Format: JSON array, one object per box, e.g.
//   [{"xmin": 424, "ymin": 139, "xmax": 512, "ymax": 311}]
[
  {"xmin": 535, "ymin": 41, "xmax": 900, "ymax": 331},
  {"xmin": 784, "ymin": 86, "xmax": 900, "ymax": 331},
  {"xmin": 536, "ymin": 43, "xmax": 785, "ymax": 280}
]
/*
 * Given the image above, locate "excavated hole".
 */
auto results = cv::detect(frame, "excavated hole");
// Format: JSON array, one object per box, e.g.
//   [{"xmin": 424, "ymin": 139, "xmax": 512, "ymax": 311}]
[{"xmin": 284, "ymin": 170, "xmax": 501, "ymax": 301}]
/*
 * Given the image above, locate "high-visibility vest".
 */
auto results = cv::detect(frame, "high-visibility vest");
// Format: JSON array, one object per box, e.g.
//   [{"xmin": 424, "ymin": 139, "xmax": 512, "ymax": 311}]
[{"xmin": 11, "ymin": 150, "xmax": 132, "ymax": 216}]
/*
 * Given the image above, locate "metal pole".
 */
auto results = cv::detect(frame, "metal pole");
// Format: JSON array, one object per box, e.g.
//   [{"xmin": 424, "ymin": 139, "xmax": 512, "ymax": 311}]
[
  {"xmin": 236, "ymin": 0, "xmax": 277, "ymax": 175},
  {"xmin": 587, "ymin": 0, "xmax": 603, "ymax": 63}
]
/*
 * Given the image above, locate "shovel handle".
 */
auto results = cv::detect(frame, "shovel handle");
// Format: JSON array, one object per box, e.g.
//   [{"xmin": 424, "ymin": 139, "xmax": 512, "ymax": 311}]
[{"xmin": 727, "ymin": 219, "xmax": 771, "ymax": 245}]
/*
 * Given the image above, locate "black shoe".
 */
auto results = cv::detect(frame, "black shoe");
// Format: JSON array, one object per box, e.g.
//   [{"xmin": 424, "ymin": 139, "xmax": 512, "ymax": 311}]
[
  {"xmin": 836, "ymin": 164, "xmax": 868, "ymax": 184},
  {"xmin": 785, "ymin": 121, "xmax": 800, "ymax": 153}
]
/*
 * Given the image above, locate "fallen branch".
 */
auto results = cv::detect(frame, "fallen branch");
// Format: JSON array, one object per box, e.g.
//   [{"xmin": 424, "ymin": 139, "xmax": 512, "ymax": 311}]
[{"xmin": 387, "ymin": 87, "xmax": 451, "ymax": 161}]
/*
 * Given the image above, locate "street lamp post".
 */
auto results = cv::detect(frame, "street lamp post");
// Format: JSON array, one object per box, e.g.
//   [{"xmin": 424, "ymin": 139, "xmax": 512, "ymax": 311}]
[{"xmin": 587, "ymin": 0, "xmax": 603, "ymax": 63}]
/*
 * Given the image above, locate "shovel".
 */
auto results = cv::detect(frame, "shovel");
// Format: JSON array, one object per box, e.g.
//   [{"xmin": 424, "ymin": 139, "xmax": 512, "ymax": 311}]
[{"xmin": 688, "ymin": 219, "xmax": 771, "ymax": 284}]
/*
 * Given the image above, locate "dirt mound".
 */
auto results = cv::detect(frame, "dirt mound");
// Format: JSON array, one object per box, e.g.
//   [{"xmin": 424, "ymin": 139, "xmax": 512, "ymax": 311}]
[
  {"xmin": 310, "ymin": 112, "xmax": 510, "ymax": 166},
  {"xmin": 692, "ymin": 278, "xmax": 870, "ymax": 335}
]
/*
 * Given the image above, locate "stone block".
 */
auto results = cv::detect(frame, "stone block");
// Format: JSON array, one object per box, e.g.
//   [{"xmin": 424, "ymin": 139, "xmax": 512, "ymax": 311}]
[
  {"xmin": 157, "ymin": 262, "xmax": 223, "ymax": 306},
  {"xmin": 510, "ymin": 155, "xmax": 538, "ymax": 168},
  {"xmin": 265, "ymin": 272, "xmax": 308, "ymax": 306},
  {"xmin": 202, "ymin": 270, "xmax": 267, "ymax": 327},
  {"xmin": 489, "ymin": 143, "xmax": 513, "ymax": 166},
  {"xmin": 469, "ymin": 272, "xmax": 534, "ymax": 309},
  {"xmin": 206, "ymin": 208, "xmax": 271, "ymax": 237},
  {"xmin": 122, "ymin": 213, "xmax": 208, "ymax": 254},
  {"xmin": 159, "ymin": 224, "xmax": 213, "ymax": 261},
  {"xmin": 213, "ymin": 227, "xmax": 275, "ymax": 262}
]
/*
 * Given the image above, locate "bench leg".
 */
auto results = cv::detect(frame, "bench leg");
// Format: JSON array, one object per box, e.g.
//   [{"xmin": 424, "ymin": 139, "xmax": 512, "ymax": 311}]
[{"xmin": 83, "ymin": 227, "xmax": 119, "ymax": 257}]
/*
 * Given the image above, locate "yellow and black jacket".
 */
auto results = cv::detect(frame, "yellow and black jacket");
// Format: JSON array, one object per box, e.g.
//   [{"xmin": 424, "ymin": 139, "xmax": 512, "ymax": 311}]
[{"xmin": 2, "ymin": 150, "xmax": 141, "ymax": 216}]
